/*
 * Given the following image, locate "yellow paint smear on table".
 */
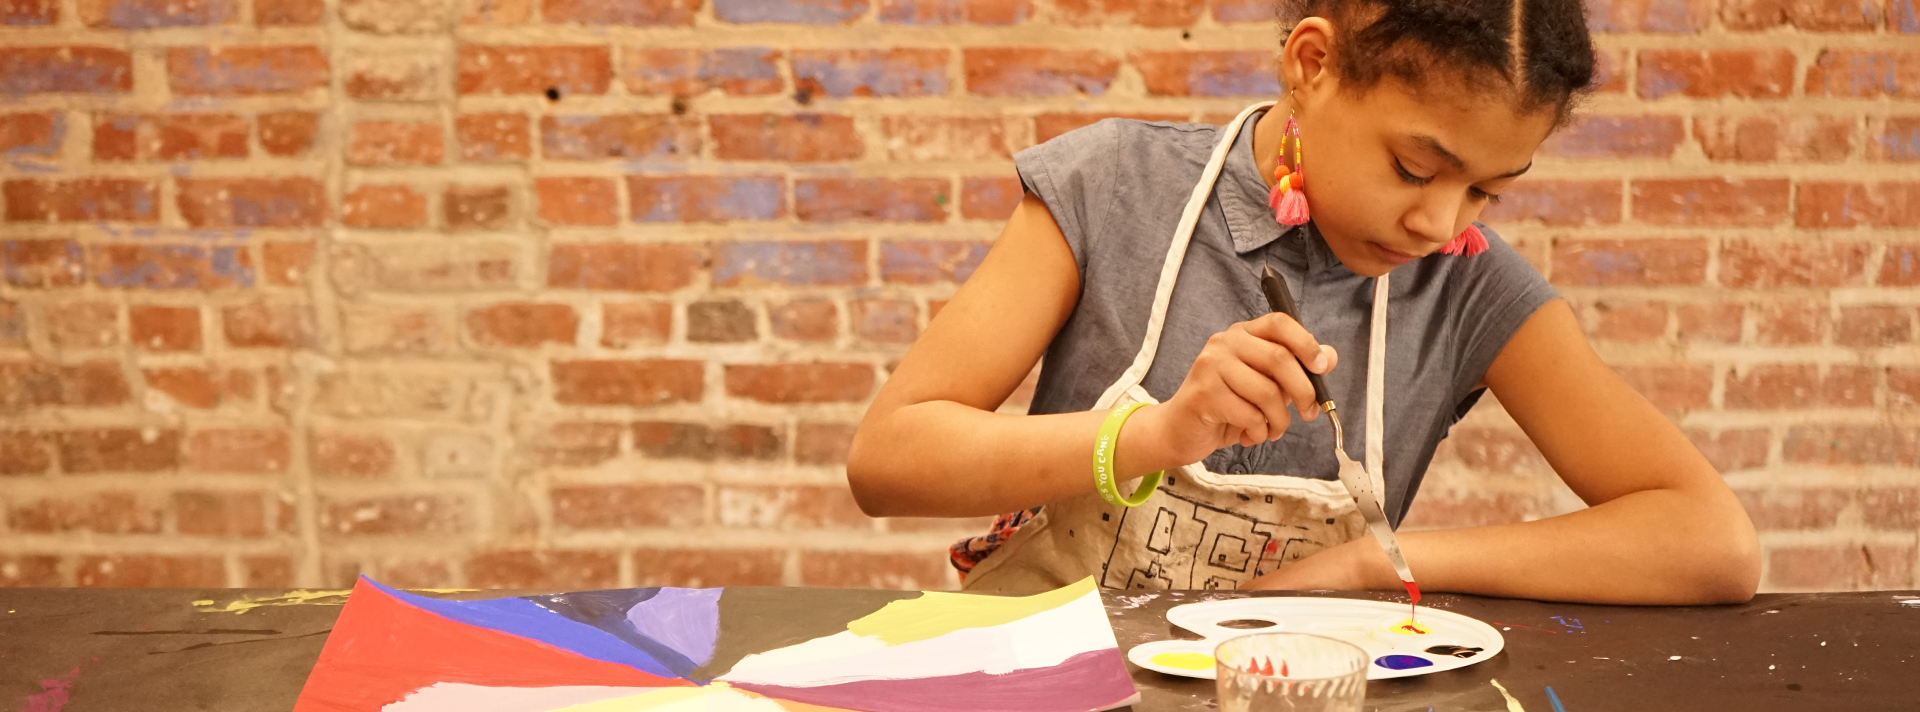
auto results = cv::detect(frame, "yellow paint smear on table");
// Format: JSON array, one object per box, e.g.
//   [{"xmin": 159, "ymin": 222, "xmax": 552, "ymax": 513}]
[
  {"xmin": 1149, "ymin": 652, "xmax": 1216, "ymax": 670},
  {"xmin": 1489, "ymin": 679, "xmax": 1527, "ymax": 712},
  {"xmin": 845, "ymin": 577, "xmax": 1094, "ymax": 645},
  {"xmin": 192, "ymin": 588, "xmax": 476, "ymax": 614}
]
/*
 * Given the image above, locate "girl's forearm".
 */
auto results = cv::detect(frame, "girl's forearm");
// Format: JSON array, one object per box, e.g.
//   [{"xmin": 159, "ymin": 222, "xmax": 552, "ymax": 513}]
[
  {"xmin": 1350, "ymin": 486, "xmax": 1760, "ymax": 605},
  {"xmin": 847, "ymin": 401, "xmax": 1182, "ymax": 518}
]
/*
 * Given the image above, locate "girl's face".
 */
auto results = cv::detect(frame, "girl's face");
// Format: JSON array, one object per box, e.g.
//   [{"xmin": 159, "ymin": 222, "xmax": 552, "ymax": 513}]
[{"xmin": 1275, "ymin": 21, "xmax": 1561, "ymax": 277}]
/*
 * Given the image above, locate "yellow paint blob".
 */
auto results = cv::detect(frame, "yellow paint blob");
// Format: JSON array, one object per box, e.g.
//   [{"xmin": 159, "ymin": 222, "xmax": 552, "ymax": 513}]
[
  {"xmin": 846, "ymin": 577, "xmax": 1094, "ymax": 645},
  {"xmin": 1149, "ymin": 652, "xmax": 1216, "ymax": 671},
  {"xmin": 1389, "ymin": 619, "xmax": 1431, "ymax": 635}
]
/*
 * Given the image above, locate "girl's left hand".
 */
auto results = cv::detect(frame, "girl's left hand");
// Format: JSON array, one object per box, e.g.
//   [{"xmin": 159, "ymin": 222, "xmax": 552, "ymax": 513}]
[{"xmin": 1243, "ymin": 538, "xmax": 1384, "ymax": 591}]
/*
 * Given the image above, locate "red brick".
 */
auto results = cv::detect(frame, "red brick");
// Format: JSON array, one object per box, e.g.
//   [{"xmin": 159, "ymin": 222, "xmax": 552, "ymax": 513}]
[
  {"xmin": 0, "ymin": 300, "xmax": 19, "ymax": 347},
  {"xmin": 771, "ymin": 300, "xmax": 837, "ymax": 342},
  {"xmin": 168, "ymin": 46, "xmax": 328, "ymax": 95},
  {"xmin": 57, "ymin": 428, "xmax": 181, "ymax": 473},
  {"xmin": 881, "ymin": 116, "xmax": 1009, "ymax": 161},
  {"xmin": 257, "ymin": 110, "xmax": 319, "ymax": 156},
  {"xmin": 632, "ymin": 422, "xmax": 782, "ymax": 459},
  {"xmin": 1550, "ymin": 238, "xmax": 1706, "ymax": 286},
  {"xmin": 960, "ymin": 176, "xmax": 1021, "ymax": 221},
  {"xmin": 551, "ymin": 359, "xmax": 703, "ymax": 406},
  {"xmin": 687, "ymin": 300, "xmax": 756, "ymax": 343},
  {"xmin": 791, "ymin": 49, "xmax": 949, "ymax": 98},
  {"xmin": 1863, "ymin": 489, "xmax": 1919, "ymax": 530},
  {"xmin": 0, "ymin": 555, "xmax": 62, "ymax": 586},
  {"xmin": 1474, "ymin": 180, "xmax": 1620, "ymax": 227},
  {"xmin": 0, "ymin": 113, "xmax": 59, "ymax": 156},
  {"xmin": 544, "ymin": 0, "xmax": 697, "ymax": 24},
  {"xmin": 851, "ymin": 298, "xmax": 918, "ymax": 343},
  {"xmin": 4, "ymin": 178, "xmax": 157, "ymax": 223},
  {"xmin": 177, "ymin": 177, "xmax": 325, "ymax": 227},
  {"xmin": 461, "ymin": 0, "xmax": 530, "ymax": 24},
  {"xmin": 1837, "ymin": 305, "xmax": 1912, "ymax": 347},
  {"xmin": 1033, "ymin": 112, "xmax": 1185, "ymax": 142},
  {"xmin": 1695, "ymin": 115, "xmax": 1853, "ymax": 163},
  {"xmin": 552, "ymin": 484, "xmax": 704, "ymax": 529},
  {"xmin": 456, "ymin": 113, "xmax": 530, "ymax": 161},
  {"xmin": 800, "ymin": 551, "xmax": 948, "ymax": 589},
  {"xmin": 0, "ymin": 0, "xmax": 58, "ymax": 25},
  {"xmin": 1631, "ymin": 178, "xmax": 1789, "ymax": 226},
  {"xmin": 129, "ymin": 305, "xmax": 201, "ymax": 352},
  {"xmin": 1130, "ymin": 50, "xmax": 1280, "ymax": 97},
  {"xmin": 632, "ymin": 548, "xmax": 784, "ymax": 587},
  {"xmin": 1615, "ymin": 364, "xmax": 1711, "ymax": 411},
  {"xmin": 45, "ymin": 302, "xmax": 119, "ymax": 349},
  {"xmin": 1806, "ymin": 49, "xmax": 1920, "ymax": 99},
  {"xmin": 0, "ymin": 361, "xmax": 129, "ymax": 408},
  {"xmin": 795, "ymin": 178, "xmax": 948, "ymax": 222},
  {"xmin": 342, "ymin": 184, "xmax": 428, "ymax": 228},
  {"xmin": 1637, "ymin": 49, "xmax": 1794, "ymax": 99},
  {"xmin": 243, "ymin": 554, "xmax": 295, "ymax": 586},
  {"xmin": 322, "ymin": 495, "xmax": 465, "ymax": 536},
  {"xmin": 534, "ymin": 421, "xmax": 623, "ymax": 466},
  {"xmin": 1882, "ymin": 244, "xmax": 1920, "ymax": 286},
  {"xmin": 457, "ymin": 45, "xmax": 610, "ymax": 96},
  {"xmin": 347, "ymin": 120, "xmax": 443, "ymax": 166},
  {"xmin": 1592, "ymin": 48, "xmax": 1629, "ymax": 94},
  {"xmin": 78, "ymin": 114, "xmax": 125, "ymax": 158},
  {"xmin": 725, "ymin": 363, "xmax": 874, "ymax": 403},
  {"xmin": 964, "ymin": 48, "xmax": 1119, "ymax": 96},
  {"xmin": 445, "ymin": 185, "xmax": 514, "ymax": 230},
  {"xmin": 9, "ymin": 492, "xmax": 162, "ymax": 534},
  {"xmin": 629, "ymin": 175, "xmax": 786, "ymax": 223},
  {"xmin": 1722, "ymin": 0, "xmax": 1883, "ymax": 29},
  {"xmin": 1720, "ymin": 239, "xmax": 1870, "ymax": 288},
  {"xmin": 1727, "ymin": 365, "xmax": 1870, "ymax": 409},
  {"xmin": 0, "ymin": 431, "xmax": 51, "ymax": 475},
  {"xmin": 621, "ymin": 47, "xmax": 783, "ymax": 97},
  {"xmin": 540, "ymin": 114, "xmax": 699, "ymax": 160},
  {"xmin": 710, "ymin": 113, "xmax": 862, "ymax": 162},
  {"xmin": 1768, "ymin": 544, "xmax": 1914, "ymax": 591},
  {"xmin": 1685, "ymin": 428, "xmax": 1770, "ymax": 472},
  {"xmin": 535, "ymin": 177, "xmax": 618, "ymax": 226},
  {"xmin": 467, "ymin": 302, "xmax": 577, "ymax": 347},
  {"xmin": 1, "ymin": 239, "xmax": 86, "ymax": 287},
  {"xmin": 1054, "ymin": 0, "xmax": 1197, "ymax": 25},
  {"xmin": 176, "ymin": 491, "xmax": 267, "ymax": 537},
  {"xmin": 143, "ymin": 367, "xmax": 218, "ymax": 408},
  {"xmin": 1870, "ymin": 116, "xmax": 1920, "ymax": 162},
  {"xmin": 90, "ymin": 243, "xmax": 253, "ymax": 290},
  {"xmin": 1589, "ymin": 301, "xmax": 1667, "ymax": 343},
  {"xmin": 76, "ymin": 555, "xmax": 224, "ymax": 587},
  {"xmin": 345, "ymin": 51, "xmax": 442, "ymax": 100},
  {"xmin": 0, "ymin": 47, "xmax": 133, "ymax": 94},
  {"xmin": 712, "ymin": 0, "xmax": 866, "ymax": 23},
  {"xmin": 548, "ymin": 243, "xmax": 702, "ymax": 292},
  {"xmin": 718, "ymin": 485, "xmax": 868, "ymax": 528},
  {"xmin": 1783, "ymin": 425, "xmax": 1917, "ymax": 465},
  {"xmin": 1798, "ymin": 181, "xmax": 1920, "ymax": 228},
  {"xmin": 221, "ymin": 301, "xmax": 309, "ymax": 348},
  {"xmin": 311, "ymin": 431, "xmax": 396, "ymax": 478},
  {"xmin": 1735, "ymin": 488, "xmax": 1853, "ymax": 531},
  {"xmin": 1401, "ymin": 491, "xmax": 1536, "ymax": 530},
  {"xmin": 795, "ymin": 422, "xmax": 855, "ymax": 465},
  {"xmin": 186, "ymin": 429, "xmax": 290, "ymax": 473},
  {"xmin": 1891, "ymin": 367, "xmax": 1920, "ymax": 409},
  {"xmin": 1754, "ymin": 302, "xmax": 1827, "ymax": 345},
  {"xmin": 601, "ymin": 302, "xmax": 672, "ymax": 347},
  {"xmin": 466, "ymin": 550, "xmax": 619, "ymax": 589},
  {"xmin": 713, "ymin": 241, "xmax": 867, "ymax": 287},
  {"xmin": 255, "ymin": 0, "xmax": 323, "ymax": 24}
]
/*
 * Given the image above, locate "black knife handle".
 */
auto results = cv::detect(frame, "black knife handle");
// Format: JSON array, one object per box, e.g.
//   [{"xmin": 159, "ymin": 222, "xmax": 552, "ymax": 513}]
[{"xmin": 1258, "ymin": 265, "xmax": 1334, "ymax": 409}]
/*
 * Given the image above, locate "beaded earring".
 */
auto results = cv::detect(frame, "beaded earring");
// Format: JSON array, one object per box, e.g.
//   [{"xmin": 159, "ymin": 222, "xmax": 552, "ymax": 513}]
[{"xmin": 1268, "ymin": 116, "xmax": 1310, "ymax": 226}]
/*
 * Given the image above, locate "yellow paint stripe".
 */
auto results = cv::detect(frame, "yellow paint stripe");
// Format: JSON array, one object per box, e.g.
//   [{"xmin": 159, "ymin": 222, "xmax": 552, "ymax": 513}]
[
  {"xmin": 845, "ymin": 577, "xmax": 1095, "ymax": 645},
  {"xmin": 1489, "ymin": 679, "xmax": 1527, "ymax": 712}
]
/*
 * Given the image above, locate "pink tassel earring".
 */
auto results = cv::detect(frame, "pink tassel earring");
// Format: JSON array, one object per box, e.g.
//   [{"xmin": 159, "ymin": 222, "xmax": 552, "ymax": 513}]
[
  {"xmin": 1269, "ymin": 117, "xmax": 1310, "ymax": 227},
  {"xmin": 1439, "ymin": 224, "xmax": 1489, "ymax": 256}
]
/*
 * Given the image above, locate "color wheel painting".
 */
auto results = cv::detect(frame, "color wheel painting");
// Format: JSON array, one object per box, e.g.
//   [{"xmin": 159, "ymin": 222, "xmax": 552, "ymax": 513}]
[{"xmin": 293, "ymin": 576, "xmax": 1139, "ymax": 712}]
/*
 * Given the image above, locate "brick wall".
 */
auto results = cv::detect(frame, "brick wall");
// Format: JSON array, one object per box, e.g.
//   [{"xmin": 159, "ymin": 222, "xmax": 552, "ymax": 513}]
[{"xmin": 0, "ymin": 0, "xmax": 1913, "ymax": 593}]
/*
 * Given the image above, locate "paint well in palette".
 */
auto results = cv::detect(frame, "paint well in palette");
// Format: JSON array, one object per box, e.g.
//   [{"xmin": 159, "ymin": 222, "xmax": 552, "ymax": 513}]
[
  {"xmin": 1372, "ymin": 655, "xmax": 1433, "ymax": 670},
  {"xmin": 1147, "ymin": 652, "xmax": 1214, "ymax": 671}
]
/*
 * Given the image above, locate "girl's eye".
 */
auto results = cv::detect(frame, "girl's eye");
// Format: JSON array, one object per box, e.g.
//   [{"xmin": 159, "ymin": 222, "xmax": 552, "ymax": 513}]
[
  {"xmin": 1470, "ymin": 187, "xmax": 1503, "ymax": 204},
  {"xmin": 1391, "ymin": 158, "xmax": 1432, "ymax": 186}
]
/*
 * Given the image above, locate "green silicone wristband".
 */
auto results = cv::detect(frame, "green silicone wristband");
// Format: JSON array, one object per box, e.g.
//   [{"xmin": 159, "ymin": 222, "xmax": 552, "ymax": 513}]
[{"xmin": 1094, "ymin": 403, "xmax": 1164, "ymax": 508}]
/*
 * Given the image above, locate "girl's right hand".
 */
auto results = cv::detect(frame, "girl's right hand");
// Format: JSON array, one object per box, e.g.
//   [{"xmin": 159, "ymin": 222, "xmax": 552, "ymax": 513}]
[{"xmin": 1131, "ymin": 313, "xmax": 1338, "ymax": 468}]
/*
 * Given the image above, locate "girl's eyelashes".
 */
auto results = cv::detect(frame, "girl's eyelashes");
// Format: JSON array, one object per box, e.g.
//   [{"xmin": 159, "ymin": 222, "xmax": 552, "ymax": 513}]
[
  {"xmin": 1470, "ymin": 187, "xmax": 1503, "ymax": 204},
  {"xmin": 1391, "ymin": 158, "xmax": 1432, "ymax": 186}
]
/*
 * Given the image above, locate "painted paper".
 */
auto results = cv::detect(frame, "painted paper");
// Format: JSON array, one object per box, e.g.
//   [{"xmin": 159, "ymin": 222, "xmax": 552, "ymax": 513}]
[{"xmin": 292, "ymin": 577, "xmax": 1137, "ymax": 712}]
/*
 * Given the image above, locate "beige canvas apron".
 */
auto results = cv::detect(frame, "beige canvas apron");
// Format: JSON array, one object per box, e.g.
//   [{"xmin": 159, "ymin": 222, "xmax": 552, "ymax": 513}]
[{"xmin": 962, "ymin": 101, "xmax": 1396, "ymax": 593}]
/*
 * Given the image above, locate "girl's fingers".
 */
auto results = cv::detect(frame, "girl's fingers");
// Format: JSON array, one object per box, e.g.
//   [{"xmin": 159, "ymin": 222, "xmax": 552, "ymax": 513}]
[
  {"xmin": 1214, "ymin": 359, "xmax": 1294, "ymax": 441},
  {"xmin": 1242, "ymin": 313, "xmax": 1336, "ymax": 375},
  {"xmin": 1225, "ymin": 329, "xmax": 1320, "ymax": 420},
  {"xmin": 1197, "ymin": 381, "xmax": 1270, "ymax": 444}
]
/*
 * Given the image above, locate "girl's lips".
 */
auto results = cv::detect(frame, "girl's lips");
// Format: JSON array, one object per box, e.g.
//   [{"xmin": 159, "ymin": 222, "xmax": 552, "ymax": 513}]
[{"xmin": 1370, "ymin": 241, "xmax": 1420, "ymax": 265}]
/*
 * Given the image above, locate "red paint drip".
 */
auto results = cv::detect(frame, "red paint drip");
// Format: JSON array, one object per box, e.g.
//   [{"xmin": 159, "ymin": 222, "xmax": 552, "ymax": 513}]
[
  {"xmin": 1280, "ymin": 659, "xmax": 1290, "ymax": 677},
  {"xmin": 1402, "ymin": 580, "xmax": 1422, "ymax": 623}
]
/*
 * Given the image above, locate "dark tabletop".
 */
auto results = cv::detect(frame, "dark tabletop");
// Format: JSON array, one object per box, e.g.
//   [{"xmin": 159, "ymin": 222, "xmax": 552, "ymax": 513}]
[{"xmin": 1, "ymin": 587, "xmax": 1915, "ymax": 711}]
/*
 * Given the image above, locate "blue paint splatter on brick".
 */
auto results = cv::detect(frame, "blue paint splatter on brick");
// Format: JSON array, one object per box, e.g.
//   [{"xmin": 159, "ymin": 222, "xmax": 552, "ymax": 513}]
[
  {"xmin": 173, "ymin": 48, "xmax": 320, "ymax": 94},
  {"xmin": 714, "ymin": 0, "xmax": 868, "ymax": 24},
  {"xmin": 106, "ymin": 0, "xmax": 230, "ymax": 28},
  {"xmin": 880, "ymin": 240, "xmax": 989, "ymax": 283},
  {"xmin": 1545, "ymin": 116, "xmax": 1682, "ymax": 158},
  {"xmin": 0, "ymin": 51, "xmax": 131, "ymax": 96},
  {"xmin": 634, "ymin": 176, "xmax": 782, "ymax": 222},
  {"xmin": 878, "ymin": 0, "xmax": 963, "ymax": 24},
  {"xmin": 1895, "ymin": 0, "xmax": 1920, "ymax": 32},
  {"xmin": 1, "ymin": 240, "xmax": 84, "ymax": 286},
  {"xmin": 708, "ymin": 177, "xmax": 784, "ymax": 220},
  {"xmin": 1637, "ymin": 63, "xmax": 1689, "ymax": 100},
  {"xmin": 95, "ymin": 244, "xmax": 253, "ymax": 289},
  {"xmin": 1580, "ymin": 249, "xmax": 1644, "ymax": 277},
  {"xmin": 226, "ymin": 192, "xmax": 308, "ymax": 227},
  {"xmin": 793, "ymin": 53, "xmax": 947, "ymax": 98},
  {"xmin": 1882, "ymin": 123, "xmax": 1920, "ymax": 161},
  {"xmin": 708, "ymin": 48, "xmax": 781, "ymax": 83},
  {"xmin": 1641, "ymin": 0, "xmax": 1702, "ymax": 32},
  {"xmin": 713, "ymin": 241, "xmax": 865, "ymax": 286},
  {"xmin": 1187, "ymin": 63, "xmax": 1281, "ymax": 97},
  {"xmin": 1, "ymin": 114, "xmax": 64, "ymax": 157}
]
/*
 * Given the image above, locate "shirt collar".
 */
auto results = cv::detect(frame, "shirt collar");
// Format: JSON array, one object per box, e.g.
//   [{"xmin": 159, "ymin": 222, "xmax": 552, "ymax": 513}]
[{"xmin": 1218, "ymin": 107, "xmax": 1295, "ymax": 255}]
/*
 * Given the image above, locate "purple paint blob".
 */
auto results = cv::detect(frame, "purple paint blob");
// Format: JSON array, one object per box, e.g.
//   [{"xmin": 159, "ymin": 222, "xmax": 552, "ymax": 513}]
[
  {"xmin": 730, "ymin": 649, "xmax": 1138, "ymax": 712},
  {"xmin": 1373, "ymin": 655, "xmax": 1433, "ymax": 671},
  {"xmin": 625, "ymin": 588, "xmax": 722, "ymax": 668}
]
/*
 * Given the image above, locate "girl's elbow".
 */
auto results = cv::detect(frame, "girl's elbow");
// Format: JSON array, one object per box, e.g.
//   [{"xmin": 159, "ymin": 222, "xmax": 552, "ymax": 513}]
[
  {"xmin": 843, "ymin": 428, "xmax": 896, "ymax": 518},
  {"xmin": 1701, "ymin": 512, "xmax": 1762, "ymax": 604}
]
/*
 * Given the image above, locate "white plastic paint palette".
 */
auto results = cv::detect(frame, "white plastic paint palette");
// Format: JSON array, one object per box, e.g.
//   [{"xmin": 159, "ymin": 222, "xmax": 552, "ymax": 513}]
[{"xmin": 1127, "ymin": 597, "xmax": 1505, "ymax": 681}]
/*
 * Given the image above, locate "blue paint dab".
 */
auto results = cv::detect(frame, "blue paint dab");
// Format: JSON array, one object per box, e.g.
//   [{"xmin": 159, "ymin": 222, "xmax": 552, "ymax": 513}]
[
  {"xmin": 1374, "ymin": 655, "xmax": 1433, "ymax": 670},
  {"xmin": 1547, "ymin": 686, "xmax": 1569, "ymax": 712}
]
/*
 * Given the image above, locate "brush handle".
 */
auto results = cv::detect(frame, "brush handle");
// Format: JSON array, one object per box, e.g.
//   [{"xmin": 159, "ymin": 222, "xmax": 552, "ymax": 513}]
[{"xmin": 1258, "ymin": 265, "xmax": 1334, "ymax": 409}]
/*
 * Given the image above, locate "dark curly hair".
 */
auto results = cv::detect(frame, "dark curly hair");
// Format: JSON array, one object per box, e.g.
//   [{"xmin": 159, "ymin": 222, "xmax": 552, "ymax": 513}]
[{"xmin": 1279, "ymin": 0, "xmax": 1597, "ymax": 127}]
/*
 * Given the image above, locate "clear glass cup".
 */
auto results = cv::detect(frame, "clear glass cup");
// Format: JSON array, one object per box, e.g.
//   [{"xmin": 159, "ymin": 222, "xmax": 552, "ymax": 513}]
[{"xmin": 1214, "ymin": 632, "xmax": 1368, "ymax": 712}]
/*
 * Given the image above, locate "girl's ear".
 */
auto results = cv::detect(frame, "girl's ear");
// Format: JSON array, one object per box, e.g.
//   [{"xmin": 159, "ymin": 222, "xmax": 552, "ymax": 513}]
[{"xmin": 1281, "ymin": 16, "xmax": 1338, "ymax": 106}]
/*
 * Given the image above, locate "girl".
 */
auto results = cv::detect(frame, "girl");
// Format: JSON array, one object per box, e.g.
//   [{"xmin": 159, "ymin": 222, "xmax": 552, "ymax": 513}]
[{"xmin": 846, "ymin": 0, "xmax": 1760, "ymax": 604}]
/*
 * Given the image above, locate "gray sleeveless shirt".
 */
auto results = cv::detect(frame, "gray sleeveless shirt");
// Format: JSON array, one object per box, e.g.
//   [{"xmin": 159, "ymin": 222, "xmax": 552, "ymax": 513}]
[{"xmin": 1017, "ymin": 110, "xmax": 1559, "ymax": 526}]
